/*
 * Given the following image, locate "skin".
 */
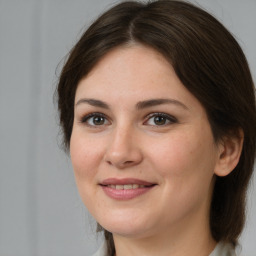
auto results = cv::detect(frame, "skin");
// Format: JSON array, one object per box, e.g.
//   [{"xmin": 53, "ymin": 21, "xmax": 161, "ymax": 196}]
[{"xmin": 70, "ymin": 45, "xmax": 242, "ymax": 256}]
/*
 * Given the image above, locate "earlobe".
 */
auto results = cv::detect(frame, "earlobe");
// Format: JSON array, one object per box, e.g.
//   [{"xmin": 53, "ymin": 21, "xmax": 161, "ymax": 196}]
[{"xmin": 214, "ymin": 129, "xmax": 244, "ymax": 177}]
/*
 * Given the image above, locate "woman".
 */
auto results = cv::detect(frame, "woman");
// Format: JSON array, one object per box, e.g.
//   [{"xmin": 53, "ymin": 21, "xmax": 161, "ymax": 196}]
[{"xmin": 56, "ymin": 1, "xmax": 256, "ymax": 255}]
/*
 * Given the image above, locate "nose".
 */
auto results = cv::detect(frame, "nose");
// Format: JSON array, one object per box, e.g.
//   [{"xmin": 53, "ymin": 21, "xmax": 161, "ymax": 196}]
[{"xmin": 104, "ymin": 125, "xmax": 143, "ymax": 169}]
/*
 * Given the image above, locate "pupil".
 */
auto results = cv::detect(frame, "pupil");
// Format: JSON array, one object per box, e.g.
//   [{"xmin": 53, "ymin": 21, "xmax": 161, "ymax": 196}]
[
  {"xmin": 154, "ymin": 116, "xmax": 166, "ymax": 125},
  {"xmin": 93, "ymin": 116, "xmax": 104, "ymax": 125}
]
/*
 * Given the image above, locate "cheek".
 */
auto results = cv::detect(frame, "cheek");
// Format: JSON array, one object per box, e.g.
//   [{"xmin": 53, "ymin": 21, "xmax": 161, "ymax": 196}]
[
  {"xmin": 149, "ymin": 128, "xmax": 217, "ymax": 181},
  {"xmin": 149, "ymin": 131, "xmax": 217, "ymax": 218},
  {"xmin": 70, "ymin": 132, "xmax": 107, "ymax": 214},
  {"xmin": 70, "ymin": 132, "xmax": 104, "ymax": 187}
]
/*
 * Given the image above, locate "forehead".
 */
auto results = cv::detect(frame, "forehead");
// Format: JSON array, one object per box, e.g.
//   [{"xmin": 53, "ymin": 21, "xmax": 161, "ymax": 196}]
[
  {"xmin": 76, "ymin": 45, "xmax": 173, "ymax": 93},
  {"xmin": 75, "ymin": 45, "xmax": 203, "ymax": 113},
  {"xmin": 81, "ymin": 44, "xmax": 171, "ymax": 85}
]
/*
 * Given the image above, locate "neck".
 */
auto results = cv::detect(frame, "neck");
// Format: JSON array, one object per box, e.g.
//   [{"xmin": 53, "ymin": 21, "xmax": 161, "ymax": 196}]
[{"xmin": 113, "ymin": 211, "xmax": 216, "ymax": 256}]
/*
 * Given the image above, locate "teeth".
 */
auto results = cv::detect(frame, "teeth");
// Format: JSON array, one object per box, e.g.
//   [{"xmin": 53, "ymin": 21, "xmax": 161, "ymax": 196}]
[
  {"xmin": 124, "ymin": 184, "xmax": 133, "ymax": 189},
  {"xmin": 107, "ymin": 184, "xmax": 146, "ymax": 190}
]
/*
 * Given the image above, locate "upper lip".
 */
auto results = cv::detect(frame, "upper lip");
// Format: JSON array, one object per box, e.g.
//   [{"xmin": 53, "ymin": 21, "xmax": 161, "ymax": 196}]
[{"xmin": 100, "ymin": 178, "xmax": 156, "ymax": 186}]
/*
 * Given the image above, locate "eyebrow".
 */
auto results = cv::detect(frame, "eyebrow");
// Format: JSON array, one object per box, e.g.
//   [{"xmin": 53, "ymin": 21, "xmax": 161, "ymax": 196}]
[
  {"xmin": 75, "ymin": 98, "xmax": 188, "ymax": 110},
  {"xmin": 136, "ymin": 98, "xmax": 188, "ymax": 110},
  {"xmin": 75, "ymin": 98, "xmax": 110, "ymax": 109}
]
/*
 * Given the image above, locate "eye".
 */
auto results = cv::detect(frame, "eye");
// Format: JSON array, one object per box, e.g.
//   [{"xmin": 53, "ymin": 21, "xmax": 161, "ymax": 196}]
[
  {"xmin": 81, "ymin": 113, "xmax": 110, "ymax": 126},
  {"xmin": 144, "ymin": 113, "xmax": 177, "ymax": 126}
]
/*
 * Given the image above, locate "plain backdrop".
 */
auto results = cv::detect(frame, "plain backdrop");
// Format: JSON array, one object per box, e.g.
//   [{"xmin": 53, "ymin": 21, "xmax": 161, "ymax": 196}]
[{"xmin": 0, "ymin": 0, "xmax": 255, "ymax": 255}]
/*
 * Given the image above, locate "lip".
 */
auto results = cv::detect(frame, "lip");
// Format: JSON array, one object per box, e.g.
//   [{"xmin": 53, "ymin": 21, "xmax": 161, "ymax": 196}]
[
  {"xmin": 100, "ymin": 178, "xmax": 155, "ymax": 186},
  {"xmin": 100, "ymin": 178, "xmax": 156, "ymax": 200}
]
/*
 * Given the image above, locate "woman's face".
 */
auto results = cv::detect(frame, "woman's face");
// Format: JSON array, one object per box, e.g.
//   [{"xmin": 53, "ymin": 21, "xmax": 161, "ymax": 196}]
[{"xmin": 70, "ymin": 45, "xmax": 222, "ymax": 239}]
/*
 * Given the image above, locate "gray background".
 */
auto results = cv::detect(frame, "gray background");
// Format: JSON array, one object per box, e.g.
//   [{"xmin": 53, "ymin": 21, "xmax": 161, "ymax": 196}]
[{"xmin": 0, "ymin": 0, "xmax": 255, "ymax": 255}]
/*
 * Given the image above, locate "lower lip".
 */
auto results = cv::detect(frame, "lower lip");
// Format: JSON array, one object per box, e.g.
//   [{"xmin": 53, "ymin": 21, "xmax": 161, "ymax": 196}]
[{"xmin": 101, "ymin": 185, "xmax": 155, "ymax": 200}]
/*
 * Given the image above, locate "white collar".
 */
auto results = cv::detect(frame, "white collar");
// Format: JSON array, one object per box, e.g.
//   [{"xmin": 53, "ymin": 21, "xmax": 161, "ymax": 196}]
[
  {"xmin": 92, "ymin": 241, "xmax": 237, "ymax": 256},
  {"xmin": 209, "ymin": 242, "xmax": 237, "ymax": 256}
]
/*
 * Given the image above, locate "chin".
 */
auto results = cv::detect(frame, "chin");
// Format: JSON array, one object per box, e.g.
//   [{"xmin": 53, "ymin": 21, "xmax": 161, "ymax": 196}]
[
  {"xmin": 104, "ymin": 224, "xmax": 149, "ymax": 239},
  {"xmin": 96, "ymin": 211, "xmax": 156, "ymax": 238}
]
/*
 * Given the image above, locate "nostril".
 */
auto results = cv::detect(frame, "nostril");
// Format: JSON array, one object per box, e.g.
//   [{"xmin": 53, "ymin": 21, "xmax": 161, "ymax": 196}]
[
  {"xmin": 124, "ymin": 161, "xmax": 133, "ymax": 165},
  {"xmin": 104, "ymin": 147, "xmax": 143, "ymax": 168},
  {"xmin": 106, "ymin": 160, "xmax": 112, "ymax": 165},
  {"xmin": 106, "ymin": 159, "xmax": 137, "ymax": 168}
]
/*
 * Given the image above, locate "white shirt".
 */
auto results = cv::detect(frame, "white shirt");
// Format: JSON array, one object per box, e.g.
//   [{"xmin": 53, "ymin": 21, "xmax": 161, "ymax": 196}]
[{"xmin": 92, "ymin": 241, "xmax": 237, "ymax": 256}]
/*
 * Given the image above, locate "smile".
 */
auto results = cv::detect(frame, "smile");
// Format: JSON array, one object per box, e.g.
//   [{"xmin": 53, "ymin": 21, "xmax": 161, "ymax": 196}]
[
  {"xmin": 100, "ymin": 178, "xmax": 156, "ymax": 200},
  {"xmin": 106, "ymin": 184, "xmax": 148, "ymax": 189}
]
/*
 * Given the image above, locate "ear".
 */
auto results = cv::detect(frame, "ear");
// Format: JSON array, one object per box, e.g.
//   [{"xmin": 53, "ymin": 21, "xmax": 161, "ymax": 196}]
[{"xmin": 214, "ymin": 129, "xmax": 244, "ymax": 177}]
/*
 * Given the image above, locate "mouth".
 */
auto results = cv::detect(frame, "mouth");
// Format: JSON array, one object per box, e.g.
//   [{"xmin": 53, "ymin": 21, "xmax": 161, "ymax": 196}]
[
  {"xmin": 104, "ymin": 184, "xmax": 153, "ymax": 190},
  {"xmin": 99, "ymin": 178, "xmax": 157, "ymax": 200}
]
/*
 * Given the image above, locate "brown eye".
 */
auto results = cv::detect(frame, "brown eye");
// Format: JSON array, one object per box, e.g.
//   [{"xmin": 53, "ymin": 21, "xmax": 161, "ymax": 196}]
[
  {"xmin": 145, "ymin": 113, "xmax": 177, "ymax": 126},
  {"xmin": 154, "ymin": 116, "xmax": 167, "ymax": 125},
  {"xmin": 81, "ymin": 113, "xmax": 110, "ymax": 126},
  {"xmin": 92, "ymin": 116, "xmax": 105, "ymax": 125}
]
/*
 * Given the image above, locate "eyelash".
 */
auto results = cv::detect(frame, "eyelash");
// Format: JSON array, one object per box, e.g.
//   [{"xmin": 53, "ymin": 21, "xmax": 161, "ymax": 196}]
[
  {"xmin": 79, "ymin": 112, "xmax": 177, "ymax": 127},
  {"xmin": 144, "ymin": 112, "xmax": 177, "ymax": 126},
  {"xmin": 80, "ymin": 112, "xmax": 109, "ymax": 126}
]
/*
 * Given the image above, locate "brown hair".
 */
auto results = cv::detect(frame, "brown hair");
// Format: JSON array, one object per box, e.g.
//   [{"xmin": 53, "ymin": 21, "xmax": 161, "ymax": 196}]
[{"xmin": 57, "ymin": 1, "xmax": 256, "ymax": 255}]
